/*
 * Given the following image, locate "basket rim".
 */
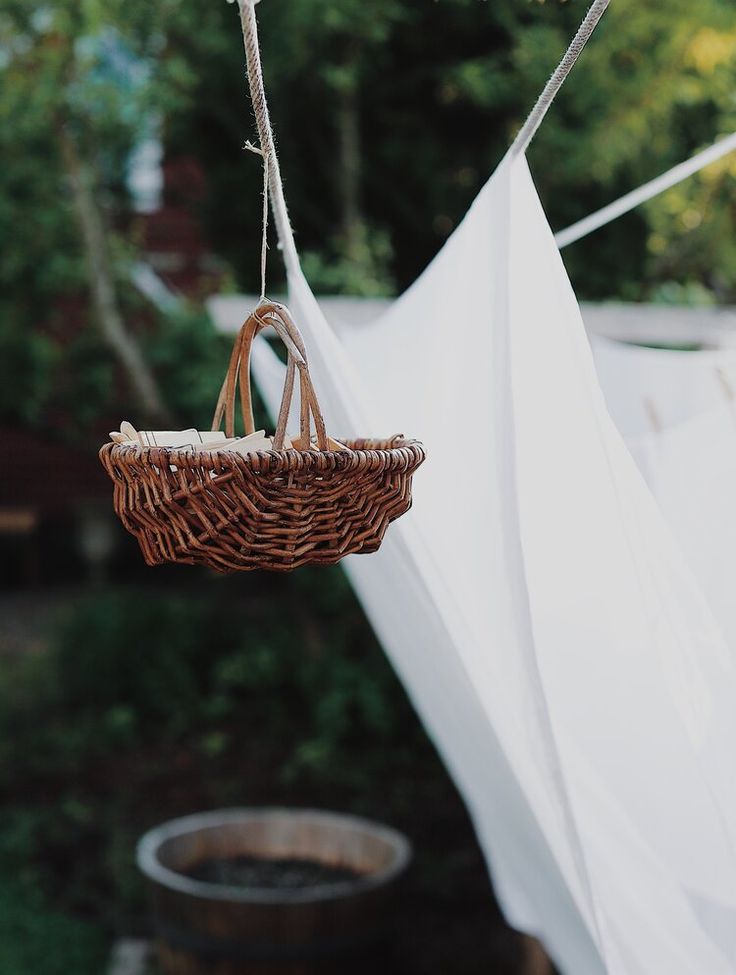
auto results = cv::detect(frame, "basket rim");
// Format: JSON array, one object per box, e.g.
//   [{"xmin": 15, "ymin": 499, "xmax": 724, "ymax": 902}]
[{"xmin": 99, "ymin": 437, "xmax": 425, "ymax": 474}]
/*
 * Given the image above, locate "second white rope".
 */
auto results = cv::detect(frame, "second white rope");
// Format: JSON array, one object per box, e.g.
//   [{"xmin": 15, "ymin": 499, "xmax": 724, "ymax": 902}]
[{"xmin": 555, "ymin": 130, "xmax": 736, "ymax": 249}]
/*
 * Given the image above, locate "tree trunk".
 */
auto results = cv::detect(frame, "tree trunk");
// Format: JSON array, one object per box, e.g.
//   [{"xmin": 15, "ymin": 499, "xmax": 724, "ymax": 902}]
[
  {"xmin": 337, "ymin": 70, "xmax": 365, "ymax": 263},
  {"xmin": 59, "ymin": 127, "xmax": 171, "ymax": 424}
]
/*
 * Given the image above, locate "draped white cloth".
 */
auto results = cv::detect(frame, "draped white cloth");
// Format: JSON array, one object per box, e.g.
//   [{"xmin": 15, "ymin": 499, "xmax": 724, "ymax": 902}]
[
  {"xmin": 252, "ymin": 153, "xmax": 736, "ymax": 973},
  {"xmin": 594, "ymin": 337, "xmax": 736, "ymax": 657},
  {"xmin": 592, "ymin": 336, "xmax": 736, "ymax": 438}
]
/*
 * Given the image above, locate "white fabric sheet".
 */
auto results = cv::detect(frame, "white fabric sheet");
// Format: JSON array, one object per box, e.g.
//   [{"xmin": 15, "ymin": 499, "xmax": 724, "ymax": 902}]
[
  {"xmin": 592, "ymin": 336, "xmax": 736, "ymax": 438},
  {"xmin": 252, "ymin": 154, "xmax": 736, "ymax": 974},
  {"xmin": 594, "ymin": 338, "xmax": 736, "ymax": 653}
]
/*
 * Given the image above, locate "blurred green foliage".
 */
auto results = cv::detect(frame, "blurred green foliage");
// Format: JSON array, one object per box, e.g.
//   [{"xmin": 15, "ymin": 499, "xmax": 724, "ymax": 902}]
[
  {"xmin": 145, "ymin": 307, "xmax": 231, "ymax": 427},
  {"xmin": 206, "ymin": 0, "xmax": 736, "ymax": 300},
  {"xmin": 0, "ymin": 881, "xmax": 106, "ymax": 975}
]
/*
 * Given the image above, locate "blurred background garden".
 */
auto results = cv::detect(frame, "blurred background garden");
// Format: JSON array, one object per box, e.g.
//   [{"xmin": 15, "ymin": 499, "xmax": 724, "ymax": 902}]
[{"xmin": 1, "ymin": 0, "xmax": 735, "ymax": 972}]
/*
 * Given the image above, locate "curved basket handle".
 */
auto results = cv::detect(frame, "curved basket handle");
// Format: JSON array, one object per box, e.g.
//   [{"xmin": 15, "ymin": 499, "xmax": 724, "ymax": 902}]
[{"xmin": 211, "ymin": 302, "xmax": 328, "ymax": 450}]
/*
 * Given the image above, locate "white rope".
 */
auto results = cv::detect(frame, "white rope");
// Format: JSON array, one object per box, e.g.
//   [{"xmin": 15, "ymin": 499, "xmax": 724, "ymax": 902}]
[
  {"xmin": 555, "ymin": 130, "xmax": 736, "ymax": 249},
  {"xmin": 509, "ymin": 0, "xmax": 610, "ymax": 159},
  {"xmin": 235, "ymin": 0, "xmax": 300, "ymax": 279},
  {"xmin": 245, "ymin": 140, "xmax": 269, "ymax": 299}
]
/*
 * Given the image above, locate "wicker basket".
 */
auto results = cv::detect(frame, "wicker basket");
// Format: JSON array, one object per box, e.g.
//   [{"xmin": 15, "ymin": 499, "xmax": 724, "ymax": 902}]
[{"xmin": 99, "ymin": 302, "xmax": 424, "ymax": 572}]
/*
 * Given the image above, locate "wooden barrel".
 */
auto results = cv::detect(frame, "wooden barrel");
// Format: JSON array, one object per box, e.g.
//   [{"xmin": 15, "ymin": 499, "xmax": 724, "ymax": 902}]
[{"xmin": 137, "ymin": 808, "xmax": 412, "ymax": 975}]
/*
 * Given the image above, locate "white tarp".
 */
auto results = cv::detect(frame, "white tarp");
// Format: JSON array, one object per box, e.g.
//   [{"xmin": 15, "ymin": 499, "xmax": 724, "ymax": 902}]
[{"xmin": 252, "ymin": 153, "xmax": 736, "ymax": 973}]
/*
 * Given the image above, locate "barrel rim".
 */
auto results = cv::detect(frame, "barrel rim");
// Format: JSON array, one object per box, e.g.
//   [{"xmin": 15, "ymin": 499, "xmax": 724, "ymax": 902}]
[{"xmin": 136, "ymin": 807, "xmax": 412, "ymax": 905}]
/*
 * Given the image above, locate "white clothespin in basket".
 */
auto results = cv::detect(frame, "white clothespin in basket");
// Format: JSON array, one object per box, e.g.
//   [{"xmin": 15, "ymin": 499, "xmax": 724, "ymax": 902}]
[
  {"xmin": 108, "ymin": 423, "xmax": 235, "ymax": 449},
  {"xmin": 107, "ymin": 421, "xmax": 347, "ymax": 454},
  {"xmin": 109, "ymin": 421, "xmax": 144, "ymax": 445},
  {"xmin": 141, "ymin": 429, "xmax": 207, "ymax": 448},
  {"xmin": 289, "ymin": 435, "xmax": 349, "ymax": 452},
  {"xmin": 211, "ymin": 431, "xmax": 270, "ymax": 454},
  {"xmin": 325, "ymin": 436, "xmax": 348, "ymax": 451}
]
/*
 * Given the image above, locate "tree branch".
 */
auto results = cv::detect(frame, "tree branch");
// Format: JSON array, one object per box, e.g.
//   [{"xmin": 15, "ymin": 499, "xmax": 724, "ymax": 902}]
[{"xmin": 58, "ymin": 126, "xmax": 171, "ymax": 424}]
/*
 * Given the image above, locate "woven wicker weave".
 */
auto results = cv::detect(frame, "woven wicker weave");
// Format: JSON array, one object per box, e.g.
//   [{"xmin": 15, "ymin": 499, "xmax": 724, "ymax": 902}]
[{"xmin": 99, "ymin": 303, "xmax": 424, "ymax": 572}]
